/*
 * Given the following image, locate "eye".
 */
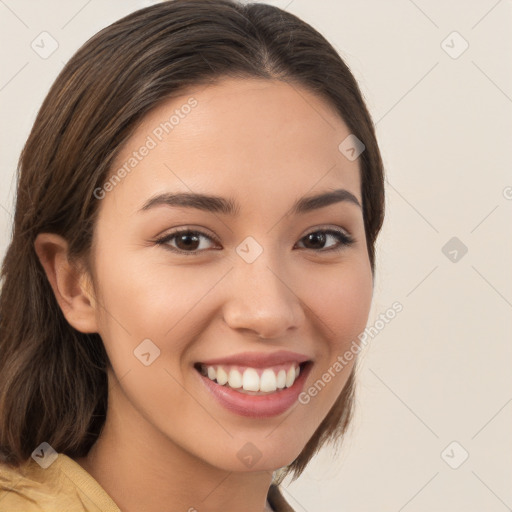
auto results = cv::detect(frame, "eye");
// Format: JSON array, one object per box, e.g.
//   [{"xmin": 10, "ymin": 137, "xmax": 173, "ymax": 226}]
[
  {"xmin": 295, "ymin": 228, "xmax": 354, "ymax": 253},
  {"xmin": 155, "ymin": 229, "xmax": 219, "ymax": 256}
]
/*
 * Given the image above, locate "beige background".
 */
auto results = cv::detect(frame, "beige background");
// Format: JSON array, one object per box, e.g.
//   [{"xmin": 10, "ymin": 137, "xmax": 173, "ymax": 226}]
[{"xmin": 1, "ymin": 1, "xmax": 511, "ymax": 511}]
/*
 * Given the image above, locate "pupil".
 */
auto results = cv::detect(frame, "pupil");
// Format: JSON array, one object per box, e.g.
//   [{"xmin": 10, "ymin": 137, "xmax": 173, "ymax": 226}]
[
  {"xmin": 178, "ymin": 233, "xmax": 199, "ymax": 250},
  {"xmin": 306, "ymin": 232, "xmax": 325, "ymax": 249}
]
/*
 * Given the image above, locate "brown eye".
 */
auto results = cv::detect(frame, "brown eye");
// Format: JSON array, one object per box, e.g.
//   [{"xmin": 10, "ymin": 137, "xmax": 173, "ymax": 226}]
[
  {"xmin": 155, "ymin": 229, "xmax": 218, "ymax": 255},
  {"xmin": 296, "ymin": 229, "xmax": 354, "ymax": 252}
]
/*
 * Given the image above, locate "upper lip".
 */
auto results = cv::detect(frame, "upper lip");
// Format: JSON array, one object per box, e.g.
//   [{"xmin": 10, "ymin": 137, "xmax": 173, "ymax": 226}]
[{"xmin": 198, "ymin": 350, "xmax": 312, "ymax": 368}]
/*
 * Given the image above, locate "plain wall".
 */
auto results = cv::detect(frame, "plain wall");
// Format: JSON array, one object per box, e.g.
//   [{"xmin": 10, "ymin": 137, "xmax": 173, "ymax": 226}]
[{"xmin": 1, "ymin": 1, "xmax": 511, "ymax": 511}]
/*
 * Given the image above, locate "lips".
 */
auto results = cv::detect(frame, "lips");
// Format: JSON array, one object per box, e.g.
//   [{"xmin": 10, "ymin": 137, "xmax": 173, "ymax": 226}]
[{"xmin": 197, "ymin": 350, "xmax": 312, "ymax": 368}]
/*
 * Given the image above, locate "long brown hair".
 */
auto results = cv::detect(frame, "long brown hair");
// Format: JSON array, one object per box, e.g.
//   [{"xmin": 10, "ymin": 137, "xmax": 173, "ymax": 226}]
[{"xmin": 0, "ymin": 0, "xmax": 384, "ymax": 484}]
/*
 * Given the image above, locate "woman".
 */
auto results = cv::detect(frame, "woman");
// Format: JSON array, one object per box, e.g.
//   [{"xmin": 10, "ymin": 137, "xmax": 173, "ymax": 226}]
[{"xmin": 0, "ymin": 1, "xmax": 385, "ymax": 510}]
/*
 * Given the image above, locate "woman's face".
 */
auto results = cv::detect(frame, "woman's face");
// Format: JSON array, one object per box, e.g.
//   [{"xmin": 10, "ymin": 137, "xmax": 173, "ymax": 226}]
[{"xmin": 89, "ymin": 77, "xmax": 373, "ymax": 472}]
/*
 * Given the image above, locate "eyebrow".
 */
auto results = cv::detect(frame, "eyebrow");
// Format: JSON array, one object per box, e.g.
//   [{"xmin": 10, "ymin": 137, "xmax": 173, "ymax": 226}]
[{"xmin": 139, "ymin": 188, "xmax": 361, "ymax": 216}]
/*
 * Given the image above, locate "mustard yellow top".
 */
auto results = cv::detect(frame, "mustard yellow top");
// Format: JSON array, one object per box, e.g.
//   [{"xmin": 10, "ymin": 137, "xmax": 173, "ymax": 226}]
[
  {"xmin": 0, "ymin": 453, "xmax": 294, "ymax": 511},
  {"xmin": 0, "ymin": 453, "xmax": 119, "ymax": 511}
]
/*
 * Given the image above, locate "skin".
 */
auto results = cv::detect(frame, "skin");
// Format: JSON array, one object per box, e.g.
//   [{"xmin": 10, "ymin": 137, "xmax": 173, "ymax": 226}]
[{"xmin": 34, "ymin": 77, "xmax": 373, "ymax": 512}]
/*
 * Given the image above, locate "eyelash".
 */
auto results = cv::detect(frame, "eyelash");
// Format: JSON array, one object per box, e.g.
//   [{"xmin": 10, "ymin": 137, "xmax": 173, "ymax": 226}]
[{"xmin": 154, "ymin": 227, "xmax": 355, "ymax": 256}]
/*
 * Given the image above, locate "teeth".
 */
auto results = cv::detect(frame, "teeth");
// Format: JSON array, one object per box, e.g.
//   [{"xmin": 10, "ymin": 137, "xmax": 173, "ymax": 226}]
[
  {"xmin": 216, "ymin": 366, "xmax": 228, "ymax": 385},
  {"xmin": 242, "ymin": 368, "xmax": 260, "ymax": 391},
  {"xmin": 260, "ymin": 369, "xmax": 277, "ymax": 392},
  {"xmin": 276, "ymin": 369, "xmax": 286, "ymax": 389},
  {"xmin": 285, "ymin": 367, "xmax": 295, "ymax": 388},
  {"xmin": 200, "ymin": 363, "xmax": 302, "ymax": 393},
  {"xmin": 228, "ymin": 369, "xmax": 242, "ymax": 389}
]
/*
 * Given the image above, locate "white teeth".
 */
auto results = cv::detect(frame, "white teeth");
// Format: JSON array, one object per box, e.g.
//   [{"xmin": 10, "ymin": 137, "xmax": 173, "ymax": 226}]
[
  {"xmin": 260, "ymin": 369, "xmax": 277, "ymax": 392},
  {"xmin": 285, "ymin": 366, "xmax": 295, "ymax": 388},
  {"xmin": 200, "ymin": 363, "xmax": 302, "ymax": 393},
  {"xmin": 276, "ymin": 369, "xmax": 286, "ymax": 389},
  {"xmin": 228, "ymin": 368, "xmax": 242, "ymax": 389},
  {"xmin": 216, "ymin": 366, "xmax": 228, "ymax": 385},
  {"xmin": 242, "ymin": 368, "xmax": 260, "ymax": 391}
]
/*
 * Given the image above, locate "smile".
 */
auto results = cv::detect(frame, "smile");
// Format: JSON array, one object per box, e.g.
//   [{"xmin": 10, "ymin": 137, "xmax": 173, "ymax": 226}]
[{"xmin": 194, "ymin": 356, "xmax": 313, "ymax": 418}]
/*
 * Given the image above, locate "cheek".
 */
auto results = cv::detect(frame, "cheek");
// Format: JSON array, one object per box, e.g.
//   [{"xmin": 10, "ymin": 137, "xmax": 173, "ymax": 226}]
[
  {"xmin": 91, "ymin": 251, "xmax": 213, "ymax": 414},
  {"xmin": 307, "ymin": 255, "xmax": 373, "ymax": 352},
  {"xmin": 93, "ymin": 246, "xmax": 226, "ymax": 364},
  {"xmin": 297, "ymin": 254, "xmax": 373, "ymax": 408}
]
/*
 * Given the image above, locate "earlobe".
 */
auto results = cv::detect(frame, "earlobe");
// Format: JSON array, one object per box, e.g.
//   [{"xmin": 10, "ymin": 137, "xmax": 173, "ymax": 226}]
[{"xmin": 33, "ymin": 233, "xmax": 99, "ymax": 334}]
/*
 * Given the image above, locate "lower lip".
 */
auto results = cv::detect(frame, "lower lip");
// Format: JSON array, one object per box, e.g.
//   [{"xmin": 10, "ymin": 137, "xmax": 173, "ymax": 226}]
[{"xmin": 196, "ymin": 362, "xmax": 312, "ymax": 418}]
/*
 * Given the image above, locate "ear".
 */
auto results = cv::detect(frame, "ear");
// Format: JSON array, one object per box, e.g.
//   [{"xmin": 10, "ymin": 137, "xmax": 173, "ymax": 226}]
[{"xmin": 34, "ymin": 233, "xmax": 99, "ymax": 333}]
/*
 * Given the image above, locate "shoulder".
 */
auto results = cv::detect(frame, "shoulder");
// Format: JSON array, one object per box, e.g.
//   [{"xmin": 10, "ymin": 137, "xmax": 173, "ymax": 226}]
[
  {"xmin": 0, "ymin": 458, "xmax": 52, "ymax": 511},
  {"xmin": 0, "ymin": 453, "xmax": 120, "ymax": 512}
]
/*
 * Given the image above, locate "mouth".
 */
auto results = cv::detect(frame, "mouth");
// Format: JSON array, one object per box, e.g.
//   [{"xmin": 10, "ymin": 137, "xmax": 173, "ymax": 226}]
[
  {"xmin": 193, "ymin": 360, "xmax": 313, "ymax": 418},
  {"xmin": 193, "ymin": 361, "xmax": 310, "ymax": 394}
]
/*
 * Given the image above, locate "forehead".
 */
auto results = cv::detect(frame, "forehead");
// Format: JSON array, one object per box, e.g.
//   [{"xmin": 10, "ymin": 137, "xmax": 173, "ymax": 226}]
[{"xmin": 101, "ymin": 77, "xmax": 362, "ymax": 217}]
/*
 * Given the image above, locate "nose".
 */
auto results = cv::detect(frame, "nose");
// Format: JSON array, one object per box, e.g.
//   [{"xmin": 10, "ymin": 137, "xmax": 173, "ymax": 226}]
[{"xmin": 222, "ymin": 255, "xmax": 305, "ymax": 339}]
